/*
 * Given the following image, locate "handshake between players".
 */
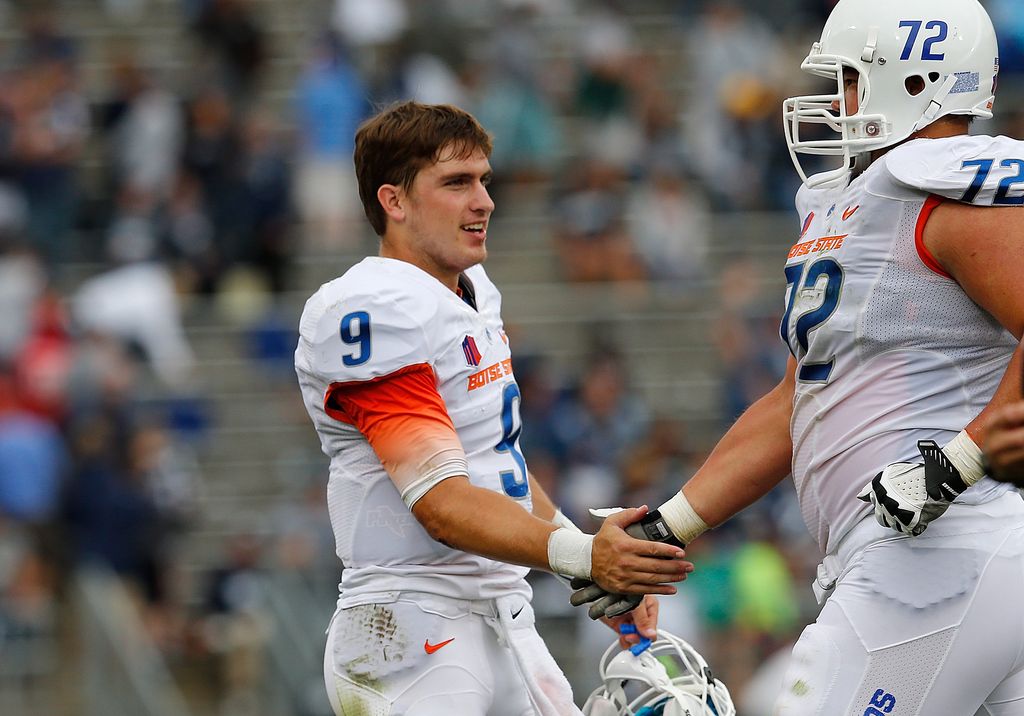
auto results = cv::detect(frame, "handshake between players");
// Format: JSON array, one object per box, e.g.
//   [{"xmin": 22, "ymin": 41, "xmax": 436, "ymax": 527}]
[
  {"xmin": 582, "ymin": 396, "xmax": 1024, "ymax": 628},
  {"xmin": 556, "ymin": 488, "xmax": 711, "ymax": 629},
  {"xmin": 546, "ymin": 504, "xmax": 691, "ymax": 647}
]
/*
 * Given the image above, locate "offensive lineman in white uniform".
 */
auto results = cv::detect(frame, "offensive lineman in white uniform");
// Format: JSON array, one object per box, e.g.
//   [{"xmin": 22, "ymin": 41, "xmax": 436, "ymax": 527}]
[
  {"xmin": 294, "ymin": 102, "xmax": 691, "ymax": 715},
  {"xmin": 572, "ymin": 0, "xmax": 1024, "ymax": 713}
]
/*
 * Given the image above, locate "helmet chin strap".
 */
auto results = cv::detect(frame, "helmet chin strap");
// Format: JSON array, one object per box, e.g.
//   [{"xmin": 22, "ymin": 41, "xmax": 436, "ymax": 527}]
[
  {"xmin": 850, "ymin": 152, "xmax": 871, "ymax": 179},
  {"xmin": 912, "ymin": 74, "xmax": 960, "ymax": 132}
]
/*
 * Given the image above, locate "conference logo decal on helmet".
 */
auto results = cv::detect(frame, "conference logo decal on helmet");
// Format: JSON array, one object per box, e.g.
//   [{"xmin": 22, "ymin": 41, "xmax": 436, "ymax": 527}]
[{"xmin": 990, "ymin": 57, "xmax": 999, "ymax": 109}]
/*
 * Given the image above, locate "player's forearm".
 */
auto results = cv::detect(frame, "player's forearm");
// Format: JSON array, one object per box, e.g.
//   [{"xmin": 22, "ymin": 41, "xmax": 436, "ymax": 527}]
[
  {"xmin": 984, "ymin": 401, "xmax": 1024, "ymax": 485},
  {"xmin": 965, "ymin": 341, "xmax": 1024, "ymax": 446},
  {"xmin": 678, "ymin": 360, "xmax": 795, "ymax": 529},
  {"xmin": 412, "ymin": 476, "xmax": 559, "ymax": 572},
  {"xmin": 527, "ymin": 472, "xmax": 557, "ymax": 522}
]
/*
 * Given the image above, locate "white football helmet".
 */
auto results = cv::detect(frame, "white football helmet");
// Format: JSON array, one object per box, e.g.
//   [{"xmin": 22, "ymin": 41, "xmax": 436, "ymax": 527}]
[
  {"xmin": 581, "ymin": 631, "xmax": 735, "ymax": 716},
  {"xmin": 783, "ymin": 0, "xmax": 999, "ymax": 187}
]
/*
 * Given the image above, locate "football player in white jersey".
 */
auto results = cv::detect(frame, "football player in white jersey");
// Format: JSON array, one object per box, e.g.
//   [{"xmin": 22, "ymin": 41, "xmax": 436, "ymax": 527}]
[
  {"xmin": 294, "ymin": 101, "xmax": 692, "ymax": 716},
  {"xmin": 574, "ymin": 0, "xmax": 1024, "ymax": 713}
]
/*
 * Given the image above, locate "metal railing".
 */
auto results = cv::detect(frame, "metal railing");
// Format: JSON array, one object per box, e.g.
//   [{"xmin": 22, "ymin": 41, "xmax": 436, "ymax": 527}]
[
  {"xmin": 259, "ymin": 571, "xmax": 335, "ymax": 716},
  {"xmin": 76, "ymin": 566, "xmax": 194, "ymax": 716},
  {"xmin": 0, "ymin": 592, "xmax": 59, "ymax": 716}
]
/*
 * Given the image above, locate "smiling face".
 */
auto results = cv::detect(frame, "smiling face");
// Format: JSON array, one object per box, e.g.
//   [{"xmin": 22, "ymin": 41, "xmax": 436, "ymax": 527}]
[{"xmin": 379, "ymin": 142, "xmax": 495, "ymax": 290}]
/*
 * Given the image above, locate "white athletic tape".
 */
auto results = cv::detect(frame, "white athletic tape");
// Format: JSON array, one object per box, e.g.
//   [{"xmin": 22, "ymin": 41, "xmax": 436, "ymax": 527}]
[
  {"xmin": 547, "ymin": 528, "xmax": 594, "ymax": 579},
  {"xmin": 944, "ymin": 429, "xmax": 986, "ymax": 487},
  {"xmin": 553, "ymin": 509, "xmax": 582, "ymax": 532},
  {"xmin": 657, "ymin": 491, "xmax": 709, "ymax": 545}
]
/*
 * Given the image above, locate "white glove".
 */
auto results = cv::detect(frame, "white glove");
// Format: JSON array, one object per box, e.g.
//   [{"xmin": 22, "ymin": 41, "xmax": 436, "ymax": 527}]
[{"xmin": 857, "ymin": 432, "xmax": 985, "ymax": 536}]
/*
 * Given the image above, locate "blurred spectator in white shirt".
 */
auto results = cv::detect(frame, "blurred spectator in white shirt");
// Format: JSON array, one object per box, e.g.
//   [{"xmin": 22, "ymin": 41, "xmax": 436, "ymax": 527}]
[
  {"xmin": 100, "ymin": 53, "xmax": 184, "ymax": 202},
  {"xmin": 332, "ymin": 0, "xmax": 408, "ymax": 92},
  {"xmin": 626, "ymin": 159, "xmax": 711, "ymax": 283},
  {"xmin": 72, "ymin": 259, "xmax": 195, "ymax": 390},
  {"xmin": 0, "ymin": 240, "xmax": 44, "ymax": 363}
]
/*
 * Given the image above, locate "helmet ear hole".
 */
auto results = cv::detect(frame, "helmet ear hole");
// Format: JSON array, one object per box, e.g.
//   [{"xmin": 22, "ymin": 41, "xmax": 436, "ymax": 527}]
[
  {"xmin": 928, "ymin": 71, "xmax": 941, "ymax": 83},
  {"xmin": 905, "ymin": 75, "xmax": 927, "ymax": 96}
]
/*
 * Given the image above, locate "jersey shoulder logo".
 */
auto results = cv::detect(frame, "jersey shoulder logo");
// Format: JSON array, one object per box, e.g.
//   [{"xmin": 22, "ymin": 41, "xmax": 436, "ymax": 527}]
[{"xmin": 842, "ymin": 205, "xmax": 860, "ymax": 220}]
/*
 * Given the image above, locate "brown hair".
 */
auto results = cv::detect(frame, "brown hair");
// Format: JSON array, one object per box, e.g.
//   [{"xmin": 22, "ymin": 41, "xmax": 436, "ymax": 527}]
[{"xmin": 354, "ymin": 101, "xmax": 493, "ymax": 236}]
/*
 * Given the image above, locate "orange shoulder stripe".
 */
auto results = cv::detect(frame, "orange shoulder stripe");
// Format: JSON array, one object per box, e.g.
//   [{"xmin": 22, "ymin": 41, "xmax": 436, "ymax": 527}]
[
  {"xmin": 915, "ymin": 195, "xmax": 953, "ymax": 279},
  {"xmin": 324, "ymin": 364, "xmax": 462, "ymax": 477}
]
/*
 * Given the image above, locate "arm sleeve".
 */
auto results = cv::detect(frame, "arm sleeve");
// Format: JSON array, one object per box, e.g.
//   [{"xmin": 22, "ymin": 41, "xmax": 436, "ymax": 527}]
[{"xmin": 326, "ymin": 363, "xmax": 468, "ymax": 507}]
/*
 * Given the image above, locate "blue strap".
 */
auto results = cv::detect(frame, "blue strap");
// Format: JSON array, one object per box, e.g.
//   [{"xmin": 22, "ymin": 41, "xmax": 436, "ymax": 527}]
[{"xmin": 618, "ymin": 624, "xmax": 653, "ymax": 655}]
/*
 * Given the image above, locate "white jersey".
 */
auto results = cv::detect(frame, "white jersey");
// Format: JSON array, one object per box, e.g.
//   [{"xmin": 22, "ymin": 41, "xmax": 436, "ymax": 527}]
[
  {"xmin": 295, "ymin": 258, "xmax": 532, "ymax": 603},
  {"xmin": 783, "ymin": 135, "xmax": 1019, "ymax": 552}
]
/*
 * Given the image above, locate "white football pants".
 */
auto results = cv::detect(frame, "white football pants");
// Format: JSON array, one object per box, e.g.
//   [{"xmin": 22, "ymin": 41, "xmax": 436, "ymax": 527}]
[
  {"xmin": 775, "ymin": 491, "xmax": 1024, "ymax": 716},
  {"xmin": 323, "ymin": 592, "xmax": 581, "ymax": 715}
]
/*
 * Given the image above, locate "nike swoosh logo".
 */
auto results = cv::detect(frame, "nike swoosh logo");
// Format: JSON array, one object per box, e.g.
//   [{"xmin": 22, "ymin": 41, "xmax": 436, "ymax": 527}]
[
  {"xmin": 424, "ymin": 638, "xmax": 454, "ymax": 654},
  {"xmin": 842, "ymin": 205, "xmax": 859, "ymax": 220},
  {"xmin": 511, "ymin": 607, "xmax": 524, "ymax": 619}
]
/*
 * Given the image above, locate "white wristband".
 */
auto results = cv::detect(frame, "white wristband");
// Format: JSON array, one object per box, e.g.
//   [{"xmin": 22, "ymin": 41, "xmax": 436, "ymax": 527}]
[
  {"xmin": 400, "ymin": 448, "xmax": 470, "ymax": 508},
  {"xmin": 547, "ymin": 528, "xmax": 594, "ymax": 579},
  {"xmin": 657, "ymin": 491, "xmax": 709, "ymax": 545},
  {"xmin": 552, "ymin": 509, "xmax": 582, "ymax": 532},
  {"xmin": 549, "ymin": 510, "xmax": 584, "ymax": 589},
  {"xmin": 943, "ymin": 429, "xmax": 986, "ymax": 487}
]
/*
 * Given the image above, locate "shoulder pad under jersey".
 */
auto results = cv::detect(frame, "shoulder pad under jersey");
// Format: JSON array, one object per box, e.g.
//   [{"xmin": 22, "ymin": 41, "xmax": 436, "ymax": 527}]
[
  {"xmin": 884, "ymin": 135, "xmax": 1024, "ymax": 205},
  {"xmin": 297, "ymin": 258, "xmax": 445, "ymax": 384}
]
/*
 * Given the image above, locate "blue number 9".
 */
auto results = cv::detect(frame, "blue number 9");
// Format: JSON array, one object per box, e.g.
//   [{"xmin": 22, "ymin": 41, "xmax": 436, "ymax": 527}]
[
  {"xmin": 340, "ymin": 311, "xmax": 371, "ymax": 366},
  {"xmin": 496, "ymin": 383, "xmax": 530, "ymax": 498}
]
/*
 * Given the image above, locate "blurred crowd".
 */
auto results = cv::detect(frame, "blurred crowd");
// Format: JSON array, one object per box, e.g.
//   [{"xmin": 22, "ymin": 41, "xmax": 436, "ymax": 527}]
[{"xmin": 0, "ymin": 0, "xmax": 1022, "ymax": 714}]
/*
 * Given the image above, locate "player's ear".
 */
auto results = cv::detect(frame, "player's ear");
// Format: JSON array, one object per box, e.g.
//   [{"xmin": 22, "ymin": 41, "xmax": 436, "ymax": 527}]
[{"xmin": 377, "ymin": 184, "xmax": 405, "ymax": 224}]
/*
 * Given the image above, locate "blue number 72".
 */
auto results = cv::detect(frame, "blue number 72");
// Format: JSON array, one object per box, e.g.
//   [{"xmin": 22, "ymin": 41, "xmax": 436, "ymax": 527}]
[
  {"xmin": 899, "ymin": 20, "xmax": 947, "ymax": 61},
  {"xmin": 961, "ymin": 159, "xmax": 1024, "ymax": 205},
  {"xmin": 780, "ymin": 258, "xmax": 844, "ymax": 383}
]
